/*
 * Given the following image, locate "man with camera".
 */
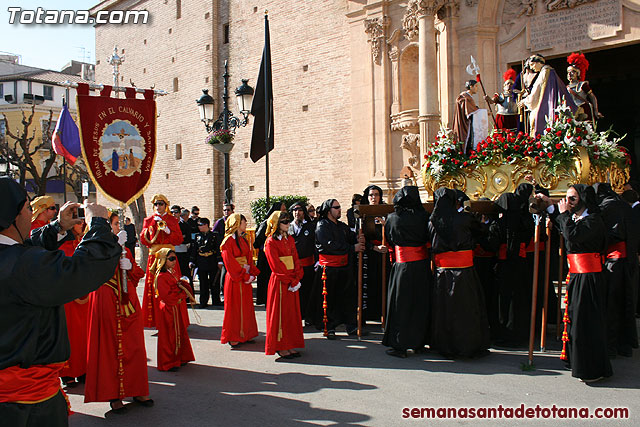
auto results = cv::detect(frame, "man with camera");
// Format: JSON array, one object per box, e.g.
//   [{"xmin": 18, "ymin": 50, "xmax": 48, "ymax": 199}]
[{"xmin": 0, "ymin": 177, "xmax": 121, "ymax": 426}]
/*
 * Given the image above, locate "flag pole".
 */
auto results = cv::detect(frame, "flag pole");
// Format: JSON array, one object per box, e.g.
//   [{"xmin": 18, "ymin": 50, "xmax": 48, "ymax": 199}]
[{"xmin": 264, "ymin": 11, "xmax": 270, "ymax": 205}]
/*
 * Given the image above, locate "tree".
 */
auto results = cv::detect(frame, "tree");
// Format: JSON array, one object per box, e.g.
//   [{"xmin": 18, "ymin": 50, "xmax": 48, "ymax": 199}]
[
  {"xmin": 61, "ymin": 157, "xmax": 90, "ymax": 202},
  {"xmin": 0, "ymin": 105, "xmax": 60, "ymax": 196}
]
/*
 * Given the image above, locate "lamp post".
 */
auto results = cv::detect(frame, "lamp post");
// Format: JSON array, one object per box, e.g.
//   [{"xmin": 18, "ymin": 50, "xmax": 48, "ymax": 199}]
[{"xmin": 197, "ymin": 60, "xmax": 254, "ymax": 203}]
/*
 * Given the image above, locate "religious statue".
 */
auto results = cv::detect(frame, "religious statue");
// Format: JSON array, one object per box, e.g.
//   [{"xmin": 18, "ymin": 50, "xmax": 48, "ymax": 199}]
[
  {"xmin": 485, "ymin": 69, "xmax": 518, "ymax": 131},
  {"xmin": 519, "ymin": 54, "xmax": 576, "ymax": 136},
  {"xmin": 566, "ymin": 52, "xmax": 602, "ymax": 124},
  {"xmin": 452, "ymin": 80, "xmax": 488, "ymax": 153}
]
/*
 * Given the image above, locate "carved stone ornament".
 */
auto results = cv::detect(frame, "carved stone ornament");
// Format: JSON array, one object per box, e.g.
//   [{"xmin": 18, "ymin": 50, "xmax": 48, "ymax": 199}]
[
  {"xmin": 465, "ymin": 0, "xmax": 479, "ymax": 6},
  {"xmin": 402, "ymin": 0, "xmax": 448, "ymax": 40},
  {"xmin": 545, "ymin": 0, "xmax": 597, "ymax": 11},
  {"xmin": 400, "ymin": 133, "xmax": 421, "ymax": 170},
  {"xmin": 364, "ymin": 17, "xmax": 388, "ymax": 63},
  {"xmin": 501, "ymin": 0, "xmax": 537, "ymax": 31}
]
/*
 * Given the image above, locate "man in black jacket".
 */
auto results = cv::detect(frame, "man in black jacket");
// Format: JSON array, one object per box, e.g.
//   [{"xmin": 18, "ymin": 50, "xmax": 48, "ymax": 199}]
[
  {"xmin": 0, "ymin": 177, "xmax": 121, "ymax": 426},
  {"xmin": 190, "ymin": 217, "xmax": 222, "ymax": 307}
]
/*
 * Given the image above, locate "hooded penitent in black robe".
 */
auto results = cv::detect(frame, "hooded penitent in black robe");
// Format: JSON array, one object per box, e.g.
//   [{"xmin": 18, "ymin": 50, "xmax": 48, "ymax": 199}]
[
  {"xmin": 490, "ymin": 190, "xmax": 532, "ymax": 345},
  {"xmin": 550, "ymin": 184, "xmax": 612, "ymax": 381},
  {"xmin": 473, "ymin": 214, "xmax": 500, "ymax": 339},
  {"xmin": 310, "ymin": 199, "xmax": 358, "ymax": 333},
  {"xmin": 429, "ymin": 188, "xmax": 490, "ymax": 358},
  {"xmin": 288, "ymin": 201, "xmax": 317, "ymax": 321},
  {"xmin": 360, "ymin": 185, "xmax": 389, "ymax": 322},
  {"xmin": 593, "ymin": 183, "xmax": 639, "ymax": 356},
  {"xmin": 382, "ymin": 187, "xmax": 431, "ymax": 352},
  {"xmin": 254, "ymin": 202, "xmax": 286, "ymax": 305},
  {"xmin": 0, "ymin": 178, "xmax": 121, "ymax": 426}
]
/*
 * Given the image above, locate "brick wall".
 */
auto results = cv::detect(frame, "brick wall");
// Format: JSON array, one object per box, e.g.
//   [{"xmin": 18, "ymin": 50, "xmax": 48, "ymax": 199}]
[{"xmin": 94, "ymin": 0, "xmax": 354, "ymax": 225}]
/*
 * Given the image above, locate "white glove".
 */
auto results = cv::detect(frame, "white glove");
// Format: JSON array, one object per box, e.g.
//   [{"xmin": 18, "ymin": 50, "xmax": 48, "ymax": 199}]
[
  {"xmin": 243, "ymin": 264, "xmax": 250, "ymax": 274},
  {"xmin": 288, "ymin": 282, "xmax": 301, "ymax": 292},
  {"xmin": 245, "ymin": 275, "xmax": 255, "ymax": 284},
  {"xmin": 153, "ymin": 215, "xmax": 162, "ymax": 222},
  {"xmin": 119, "ymin": 257, "xmax": 132, "ymax": 271},
  {"xmin": 180, "ymin": 276, "xmax": 190, "ymax": 282},
  {"xmin": 163, "ymin": 227, "xmax": 171, "ymax": 235},
  {"xmin": 189, "ymin": 262, "xmax": 195, "ymax": 269},
  {"xmin": 117, "ymin": 230, "xmax": 128, "ymax": 246}
]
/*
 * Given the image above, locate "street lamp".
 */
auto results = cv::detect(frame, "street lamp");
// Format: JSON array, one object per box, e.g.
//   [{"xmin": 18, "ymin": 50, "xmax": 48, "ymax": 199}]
[{"xmin": 197, "ymin": 60, "xmax": 254, "ymax": 203}]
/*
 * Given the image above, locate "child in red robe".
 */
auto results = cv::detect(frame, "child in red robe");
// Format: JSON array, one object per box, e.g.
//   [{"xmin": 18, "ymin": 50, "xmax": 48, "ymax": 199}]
[
  {"xmin": 220, "ymin": 213, "xmax": 260, "ymax": 346},
  {"xmin": 263, "ymin": 211, "xmax": 305, "ymax": 359},
  {"xmin": 59, "ymin": 222, "xmax": 89, "ymax": 387},
  {"xmin": 84, "ymin": 212, "xmax": 153, "ymax": 413},
  {"xmin": 153, "ymin": 248, "xmax": 196, "ymax": 371}
]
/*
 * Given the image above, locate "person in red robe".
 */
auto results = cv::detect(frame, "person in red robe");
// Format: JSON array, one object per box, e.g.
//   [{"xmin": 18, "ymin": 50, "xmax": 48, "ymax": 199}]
[
  {"xmin": 139, "ymin": 194, "xmax": 183, "ymax": 328},
  {"xmin": 58, "ymin": 222, "xmax": 89, "ymax": 387},
  {"xmin": 84, "ymin": 212, "xmax": 153, "ymax": 413},
  {"xmin": 30, "ymin": 196, "xmax": 57, "ymax": 231},
  {"xmin": 152, "ymin": 248, "xmax": 196, "ymax": 371},
  {"xmin": 220, "ymin": 213, "xmax": 260, "ymax": 347},
  {"xmin": 263, "ymin": 211, "xmax": 305, "ymax": 359}
]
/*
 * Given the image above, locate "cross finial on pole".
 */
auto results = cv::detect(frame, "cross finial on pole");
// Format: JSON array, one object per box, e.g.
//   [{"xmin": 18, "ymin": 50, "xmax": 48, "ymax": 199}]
[{"xmin": 107, "ymin": 45, "xmax": 125, "ymax": 91}]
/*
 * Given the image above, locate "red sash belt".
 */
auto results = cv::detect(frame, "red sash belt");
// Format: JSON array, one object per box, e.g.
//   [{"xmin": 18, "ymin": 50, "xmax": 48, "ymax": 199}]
[
  {"xmin": 299, "ymin": 256, "xmax": 315, "ymax": 267},
  {"xmin": 525, "ymin": 238, "xmax": 545, "ymax": 253},
  {"xmin": 497, "ymin": 243, "xmax": 526, "ymax": 260},
  {"xmin": 434, "ymin": 250, "xmax": 473, "ymax": 268},
  {"xmin": 319, "ymin": 254, "xmax": 348, "ymax": 267},
  {"xmin": 606, "ymin": 241, "xmax": 627, "ymax": 259},
  {"xmin": 567, "ymin": 253, "xmax": 602, "ymax": 273},
  {"xmin": 473, "ymin": 245, "xmax": 495, "ymax": 258},
  {"xmin": 0, "ymin": 363, "xmax": 63, "ymax": 403},
  {"xmin": 394, "ymin": 245, "xmax": 428, "ymax": 263}
]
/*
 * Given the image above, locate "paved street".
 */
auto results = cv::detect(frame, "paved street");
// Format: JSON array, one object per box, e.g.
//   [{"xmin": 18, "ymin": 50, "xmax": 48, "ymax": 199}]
[{"xmin": 68, "ymin": 284, "xmax": 640, "ymax": 426}]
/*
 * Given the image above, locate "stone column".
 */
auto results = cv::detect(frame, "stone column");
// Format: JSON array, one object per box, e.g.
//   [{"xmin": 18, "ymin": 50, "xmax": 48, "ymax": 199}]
[{"xmin": 404, "ymin": 0, "xmax": 443, "ymax": 157}]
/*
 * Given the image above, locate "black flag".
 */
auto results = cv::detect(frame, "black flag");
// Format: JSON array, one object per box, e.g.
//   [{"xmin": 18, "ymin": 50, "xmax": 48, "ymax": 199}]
[{"xmin": 250, "ymin": 14, "xmax": 273, "ymax": 163}]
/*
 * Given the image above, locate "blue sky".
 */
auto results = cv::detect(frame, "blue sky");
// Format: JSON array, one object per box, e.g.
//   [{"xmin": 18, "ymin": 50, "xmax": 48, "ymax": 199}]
[{"xmin": 1, "ymin": 1, "xmax": 96, "ymax": 70}]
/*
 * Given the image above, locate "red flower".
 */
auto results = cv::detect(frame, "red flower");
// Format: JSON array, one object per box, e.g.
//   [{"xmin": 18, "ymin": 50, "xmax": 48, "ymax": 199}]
[
  {"xmin": 458, "ymin": 152, "xmax": 464, "ymax": 156},
  {"xmin": 534, "ymin": 156, "xmax": 541, "ymax": 162},
  {"xmin": 576, "ymin": 136, "xmax": 582, "ymax": 142},
  {"xmin": 536, "ymin": 134, "xmax": 542, "ymax": 140},
  {"xmin": 427, "ymin": 151, "xmax": 432, "ymax": 156},
  {"xmin": 594, "ymin": 154, "xmax": 599, "ymax": 159},
  {"xmin": 463, "ymin": 161, "xmax": 468, "ymax": 167},
  {"xmin": 555, "ymin": 131, "xmax": 562, "ymax": 137},
  {"xmin": 514, "ymin": 145, "xmax": 520, "ymax": 151},
  {"xmin": 545, "ymin": 127, "xmax": 552, "ymax": 132},
  {"xmin": 426, "ymin": 162, "xmax": 431, "ymax": 168},
  {"xmin": 536, "ymin": 143, "xmax": 542, "ymax": 149},
  {"xmin": 504, "ymin": 144, "xmax": 509, "ymax": 149},
  {"xmin": 507, "ymin": 156, "xmax": 513, "ymax": 162},
  {"xmin": 442, "ymin": 158, "xmax": 447, "ymax": 164},
  {"xmin": 547, "ymin": 152, "xmax": 553, "ymax": 159},
  {"xmin": 566, "ymin": 118, "xmax": 572, "ymax": 124},
  {"xmin": 453, "ymin": 159, "xmax": 459, "ymax": 165},
  {"xmin": 555, "ymin": 143, "xmax": 562, "ymax": 149},
  {"xmin": 482, "ymin": 151, "xmax": 488, "ymax": 156},
  {"xmin": 424, "ymin": 155, "xmax": 428, "ymax": 159},
  {"xmin": 447, "ymin": 147, "xmax": 452, "ymax": 153}
]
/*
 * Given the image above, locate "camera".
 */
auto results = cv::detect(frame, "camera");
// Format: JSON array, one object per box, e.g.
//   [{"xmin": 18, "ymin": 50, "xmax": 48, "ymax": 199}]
[{"xmin": 75, "ymin": 207, "xmax": 85, "ymax": 219}]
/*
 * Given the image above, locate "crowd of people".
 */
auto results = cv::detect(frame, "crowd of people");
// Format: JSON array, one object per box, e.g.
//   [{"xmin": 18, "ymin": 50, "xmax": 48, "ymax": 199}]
[{"xmin": 2, "ymin": 174, "xmax": 640, "ymax": 425}]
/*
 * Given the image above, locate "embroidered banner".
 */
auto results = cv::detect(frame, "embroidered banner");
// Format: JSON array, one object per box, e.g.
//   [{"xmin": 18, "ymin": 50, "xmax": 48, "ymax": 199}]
[{"xmin": 76, "ymin": 83, "xmax": 156, "ymax": 206}]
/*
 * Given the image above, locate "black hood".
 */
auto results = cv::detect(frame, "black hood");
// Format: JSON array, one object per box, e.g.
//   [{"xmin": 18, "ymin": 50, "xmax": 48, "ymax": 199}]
[
  {"xmin": 289, "ymin": 200, "xmax": 311, "ymax": 222},
  {"xmin": 572, "ymin": 184, "xmax": 599, "ymax": 214},
  {"xmin": 592, "ymin": 182, "xmax": 617, "ymax": 207},
  {"xmin": 431, "ymin": 187, "xmax": 457, "ymax": 238},
  {"xmin": 0, "ymin": 177, "xmax": 28, "ymax": 231},
  {"xmin": 392, "ymin": 186, "xmax": 424, "ymax": 212},
  {"xmin": 318, "ymin": 199, "xmax": 338, "ymax": 219}
]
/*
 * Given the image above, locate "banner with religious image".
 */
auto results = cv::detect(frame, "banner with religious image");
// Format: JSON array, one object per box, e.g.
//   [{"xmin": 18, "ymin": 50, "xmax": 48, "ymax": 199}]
[{"xmin": 76, "ymin": 83, "xmax": 156, "ymax": 206}]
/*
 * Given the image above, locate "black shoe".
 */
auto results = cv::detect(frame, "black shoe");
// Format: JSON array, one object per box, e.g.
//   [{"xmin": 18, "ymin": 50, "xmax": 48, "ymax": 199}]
[
  {"xmin": 168, "ymin": 366, "xmax": 179, "ymax": 372},
  {"xmin": 61, "ymin": 376, "xmax": 78, "ymax": 388},
  {"xmin": 618, "ymin": 347, "xmax": 633, "ymax": 357},
  {"xmin": 133, "ymin": 397, "xmax": 155, "ymax": 407},
  {"xmin": 290, "ymin": 351, "xmax": 302, "ymax": 358},
  {"xmin": 347, "ymin": 327, "xmax": 368, "ymax": 336},
  {"xmin": 386, "ymin": 348, "xmax": 407, "ymax": 358},
  {"xmin": 277, "ymin": 351, "xmax": 295, "ymax": 360},
  {"xmin": 109, "ymin": 400, "xmax": 128, "ymax": 414},
  {"xmin": 199, "ymin": 304, "xmax": 209, "ymax": 309},
  {"xmin": 326, "ymin": 330, "xmax": 337, "ymax": 340},
  {"xmin": 77, "ymin": 374, "xmax": 86, "ymax": 384}
]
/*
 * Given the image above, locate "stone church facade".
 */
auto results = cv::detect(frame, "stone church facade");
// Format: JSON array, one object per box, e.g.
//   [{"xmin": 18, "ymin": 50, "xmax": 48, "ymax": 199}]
[{"xmin": 91, "ymin": 0, "xmax": 640, "ymax": 222}]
